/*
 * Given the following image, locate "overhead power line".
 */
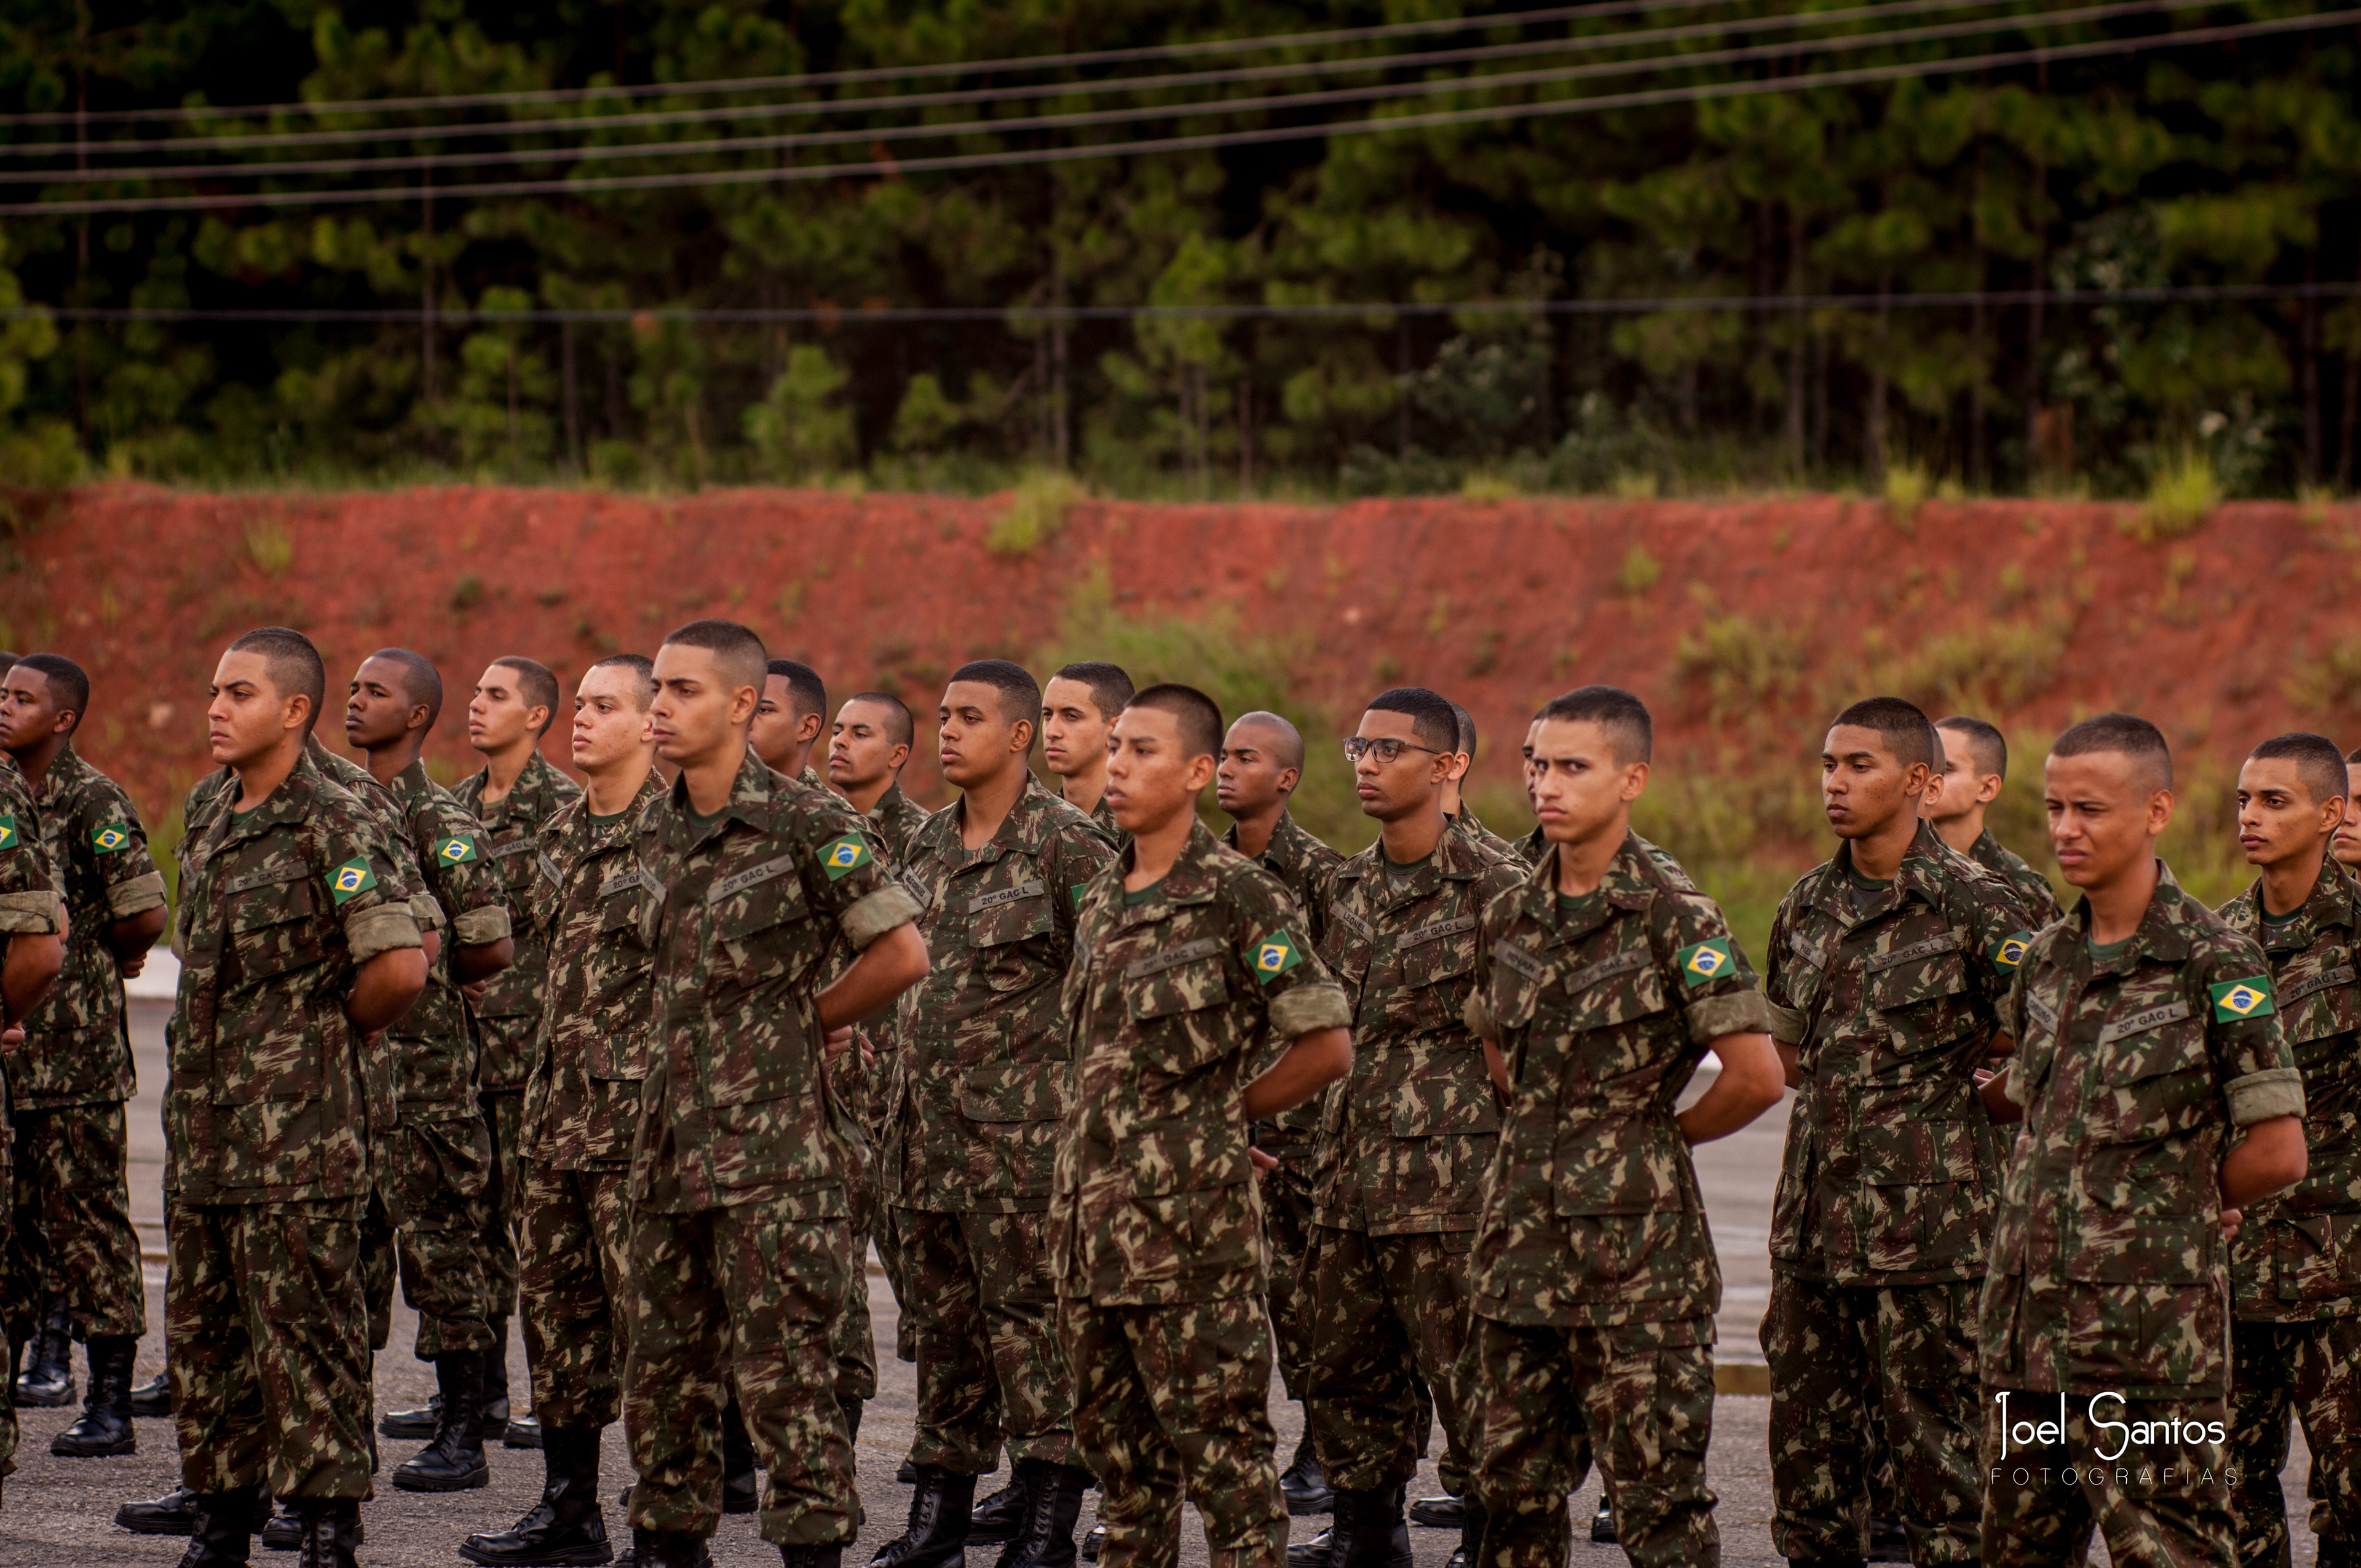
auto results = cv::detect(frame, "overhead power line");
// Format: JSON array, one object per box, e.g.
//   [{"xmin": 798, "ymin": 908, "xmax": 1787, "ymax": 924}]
[
  {"xmin": 0, "ymin": 0, "xmax": 2221, "ymax": 188},
  {"xmin": 2, "ymin": 9, "xmax": 2347, "ymax": 218}
]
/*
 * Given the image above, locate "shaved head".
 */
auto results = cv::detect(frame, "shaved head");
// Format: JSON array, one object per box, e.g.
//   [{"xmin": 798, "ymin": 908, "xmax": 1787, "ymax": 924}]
[
  {"xmin": 1229, "ymin": 710, "xmax": 1305, "ymax": 774},
  {"xmin": 368, "ymin": 647, "xmax": 446, "ymax": 727},
  {"xmin": 2052, "ymin": 712, "xmax": 2173, "ymax": 794}
]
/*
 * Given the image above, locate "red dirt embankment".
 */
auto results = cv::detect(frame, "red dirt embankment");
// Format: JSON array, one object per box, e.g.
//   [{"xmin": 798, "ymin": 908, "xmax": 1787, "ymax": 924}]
[{"xmin": 10, "ymin": 483, "xmax": 2352, "ymax": 832}]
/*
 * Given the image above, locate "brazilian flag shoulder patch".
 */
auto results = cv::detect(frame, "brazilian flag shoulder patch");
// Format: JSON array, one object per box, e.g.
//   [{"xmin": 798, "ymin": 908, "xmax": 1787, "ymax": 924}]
[
  {"xmin": 0, "ymin": 813, "xmax": 20, "ymax": 852},
  {"xmin": 92, "ymin": 822, "xmax": 133, "ymax": 855},
  {"xmin": 1677, "ymin": 937, "xmax": 1733, "ymax": 988},
  {"xmin": 2210, "ymin": 975, "xmax": 2275, "ymax": 1022},
  {"xmin": 1251, "ymin": 929, "xmax": 1304, "ymax": 985},
  {"xmin": 1072, "ymin": 882, "xmax": 1090, "ymax": 911},
  {"xmin": 432, "ymin": 835, "xmax": 480, "ymax": 866},
  {"xmin": 819, "ymin": 834, "xmax": 872, "ymax": 882},
  {"xmin": 330, "ymin": 857, "xmax": 378, "ymax": 906},
  {"xmin": 1990, "ymin": 931, "xmax": 2036, "ymax": 971}
]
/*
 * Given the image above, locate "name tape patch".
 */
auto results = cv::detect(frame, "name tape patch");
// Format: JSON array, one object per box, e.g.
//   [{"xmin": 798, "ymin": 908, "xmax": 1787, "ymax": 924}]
[
  {"xmin": 2278, "ymin": 964, "xmax": 2357, "ymax": 1007},
  {"xmin": 2097, "ymin": 999, "xmax": 2192, "ymax": 1045},
  {"xmin": 1125, "ymin": 937, "xmax": 1224, "ymax": 980},
  {"xmin": 1491, "ymin": 941, "xmax": 1547, "ymax": 984},
  {"xmin": 970, "ymin": 879, "xmax": 1046, "ymax": 914},
  {"xmin": 1866, "ymin": 932, "xmax": 1963, "ymax": 973},
  {"xmin": 708, "ymin": 856, "xmax": 794, "ymax": 903},
  {"xmin": 1567, "ymin": 947, "xmax": 1651, "ymax": 992},
  {"xmin": 1402, "ymin": 914, "xmax": 1477, "ymax": 948}
]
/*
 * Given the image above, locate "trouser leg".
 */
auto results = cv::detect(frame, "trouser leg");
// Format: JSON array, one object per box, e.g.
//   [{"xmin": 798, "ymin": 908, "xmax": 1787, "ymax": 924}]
[
  {"xmin": 1570, "ymin": 1320, "xmax": 1718, "ymax": 1568},
  {"xmin": 518, "ymin": 1161, "xmax": 631, "ymax": 1431},
  {"xmin": 476, "ymin": 1090, "xmax": 524, "ymax": 1323},
  {"xmin": 1762, "ymin": 1270, "xmax": 1869, "ymax": 1562},
  {"xmin": 1259, "ymin": 1156, "xmax": 1316, "ymax": 1404},
  {"xmin": 2228, "ymin": 1320, "xmax": 2296, "ymax": 1568},
  {"xmin": 1300, "ymin": 1224, "xmax": 1426, "ymax": 1494},
  {"xmin": 19, "ymin": 1104, "xmax": 146, "ymax": 1339},
  {"xmin": 714, "ymin": 1200, "xmax": 859, "ymax": 1547},
  {"xmin": 624, "ymin": 1208, "xmax": 730, "ymax": 1540},
  {"xmin": 389, "ymin": 1115, "xmax": 494, "ymax": 1361},
  {"xmin": 2290, "ymin": 1313, "xmax": 2361, "ymax": 1560}
]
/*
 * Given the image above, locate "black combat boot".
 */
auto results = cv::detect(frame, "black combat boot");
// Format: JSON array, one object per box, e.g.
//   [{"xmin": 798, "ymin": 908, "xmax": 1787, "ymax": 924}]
[
  {"xmin": 780, "ymin": 1548, "xmax": 844, "ymax": 1568},
  {"xmin": 506, "ymin": 1414, "xmax": 545, "ymax": 1449},
  {"xmin": 840, "ymin": 1398, "xmax": 864, "ymax": 1444},
  {"xmin": 1443, "ymin": 1499, "xmax": 1484, "ymax": 1568},
  {"xmin": 291, "ymin": 1499, "xmax": 365, "ymax": 1568},
  {"xmin": 868, "ymin": 1464, "xmax": 976, "ymax": 1568},
  {"xmin": 1589, "ymin": 1494, "xmax": 1615, "ymax": 1544},
  {"xmin": 720, "ymin": 1396, "xmax": 759, "ymax": 1515},
  {"xmin": 261, "ymin": 1500, "xmax": 304, "ymax": 1550},
  {"xmin": 53, "ymin": 1331, "xmax": 138, "ymax": 1456},
  {"xmin": 392, "ymin": 1353, "xmax": 492, "ymax": 1491},
  {"xmin": 1324, "ymin": 1487, "xmax": 1412, "ymax": 1568},
  {"xmin": 1280, "ymin": 1435, "xmax": 1332, "ymax": 1516},
  {"xmin": 117, "ymin": 1485, "xmax": 206, "ymax": 1536},
  {"xmin": 379, "ymin": 1390, "xmax": 445, "ymax": 1440},
  {"xmin": 482, "ymin": 1315, "xmax": 515, "ymax": 1436},
  {"xmin": 969, "ymin": 1473, "xmax": 1030, "ymax": 1545},
  {"xmin": 630, "ymin": 1527, "xmax": 714, "ymax": 1568},
  {"xmin": 460, "ymin": 1423, "xmax": 612, "ymax": 1566},
  {"xmin": 1284, "ymin": 1525, "xmax": 1331, "ymax": 1568},
  {"xmin": 172, "ymin": 1483, "xmax": 269, "ymax": 1567},
  {"xmin": 132, "ymin": 1368, "xmax": 176, "ymax": 1417},
  {"xmin": 993, "ymin": 1459, "xmax": 1089, "ymax": 1568},
  {"xmin": 15, "ymin": 1292, "xmax": 75, "ymax": 1408}
]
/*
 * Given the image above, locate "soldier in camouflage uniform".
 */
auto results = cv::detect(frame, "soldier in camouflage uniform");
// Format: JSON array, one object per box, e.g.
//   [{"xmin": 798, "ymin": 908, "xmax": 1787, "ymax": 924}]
[
  {"xmin": 1464, "ymin": 687, "xmax": 1786, "ymax": 1568},
  {"xmin": 454, "ymin": 655, "xmax": 583, "ymax": 1447},
  {"xmin": 1214, "ymin": 710, "xmax": 1342, "ymax": 1515},
  {"xmin": 1759, "ymin": 697, "xmax": 2040, "ymax": 1566},
  {"xmin": 1056, "ymin": 684, "xmax": 1355, "ymax": 1568},
  {"xmin": 1300, "ymin": 687, "xmax": 1524, "ymax": 1568},
  {"xmin": 344, "ymin": 649, "xmax": 518, "ymax": 1493},
  {"xmin": 1042, "ymin": 663, "xmax": 1133, "ymax": 847},
  {"xmin": 1979, "ymin": 713, "xmax": 2310, "ymax": 1564},
  {"xmin": 0, "ymin": 655, "xmax": 167, "ymax": 1457},
  {"xmin": 2210, "ymin": 733, "xmax": 2361, "ymax": 1568},
  {"xmin": 620, "ymin": 620, "xmax": 927, "ymax": 1568},
  {"xmin": 154, "ymin": 627, "xmax": 427, "ymax": 1567},
  {"xmin": 462, "ymin": 654, "xmax": 665, "ymax": 1568},
  {"xmin": 874, "ymin": 659, "xmax": 1117, "ymax": 1568},
  {"xmin": 1928, "ymin": 716, "xmax": 2064, "ymax": 927},
  {"xmin": 1441, "ymin": 703, "xmax": 1521, "ymax": 865}
]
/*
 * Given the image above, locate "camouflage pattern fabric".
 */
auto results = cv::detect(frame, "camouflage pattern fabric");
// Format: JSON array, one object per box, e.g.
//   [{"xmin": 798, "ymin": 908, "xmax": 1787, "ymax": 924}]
[
  {"xmin": 1260, "ymin": 1163, "xmax": 1318, "ymax": 1402},
  {"xmin": 1981, "ymin": 861, "xmax": 2304, "ymax": 1401},
  {"xmin": 477, "ymin": 1085, "xmax": 525, "ymax": 1320},
  {"xmin": 1086, "ymin": 792, "xmax": 1126, "ymax": 849},
  {"xmin": 864, "ymin": 781, "xmax": 933, "ymax": 870},
  {"xmin": 381, "ymin": 758, "xmax": 514, "ymax": 1115},
  {"xmin": 858, "ymin": 782, "xmax": 932, "ymax": 1369},
  {"xmin": 804, "ymin": 764, "xmax": 882, "ymax": 1410},
  {"xmin": 1222, "ymin": 809, "xmax": 1342, "ymax": 1157},
  {"xmin": 902, "ymin": 1205, "xmax": 1075, "ymax": 1471},
  {"xmin": 1061, "ymin": 1293, "xmax": 1286, "ymax": 1568},
  {"xmin": 1448, "ymin": 807, "xmax": 1522, "ymax": 865},
  {"xmin": 622, "ymin": 1202, "xmax": 856, "ymax": 1545},
  {"xmin": 1465, "ymin": 1315, "xmax": 1717, "ymax": 1568},
  {"xmin": 1968, "ymin": 828, "xmax": 2065, "ymax": 929},
  {"xmin": 454, "ymin": 751, "xmax": 583, "ymax": 1089},
  {"xmin": 368, "ymin": 1113, "xmax": 496, "ymax": 1360},
  {"xmin": 1976, "ymin": 1388, "xmax": 2233, "ymax": 1566},
  {"xmin": 1299, "ymin": 1226, "xmax": 1481, "ymax": 1495},
  {"xmin": 169, "ymin": 1201, "xmax": 374, "ymax": 1501},
  {"xmin": 0, "ymin": 751, "xmax": 64, "ymax": 1506},
  {"xmin": 6, "ymin": 1104, "xmax": 145, "ymax": 1340},
  {"xmin": 520, "ymin": 1161, "xmax": 635, "ymax": 1430},
  {"xmin": 2228, "ymin": 1315, "xmax": 2361, "ymax": 1564}
]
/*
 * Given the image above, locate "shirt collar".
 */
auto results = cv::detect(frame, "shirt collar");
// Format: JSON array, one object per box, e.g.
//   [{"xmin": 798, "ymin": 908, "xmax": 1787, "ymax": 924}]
[{"xmin": 1114, "ymin": 820, "xmax": 1225, "ymax": 927}]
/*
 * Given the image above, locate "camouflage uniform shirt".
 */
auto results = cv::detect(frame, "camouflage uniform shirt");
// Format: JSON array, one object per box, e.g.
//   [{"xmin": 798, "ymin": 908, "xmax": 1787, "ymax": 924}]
[
  {"xmin": 1969, "ymin": 827, "xmax": 2064, "ymax": 928},
  {"xmin": 0, "ymin": 753, "xmax": 66, "ymax": 1179},
  {"xmin": 1465, "ymin": 833, "xmax": 1772, "ymax": 1326},
  {"xmin": 864, "ymin": 782, "xmax": 933, "ymax": 871},
  {"xmin": 2217, "ymin": 864, "xmax": 2361, "ymax": 1322},
  {"xmin": 521, "ymin": 772, "xmax": 666, "ymax": 1172},
  {"xmin": 1224, "ymin": 810, "xmax": 1342, "ymax": 1152},
  {"xmin": 382, "ymin": 759, "xmax": 513, "ymax": 1118},
  {"xmin": 456, "ymin": 752, "xmax": 583, "ymax": 1090},
  {"xmin": 630, "ymin": 751, "xmax": 922, "ymax": 1215},
  {"xmin": 13, "ymin": 746, "xmax": 167, "ymax": 1109},
  {"xmin": 1982, "ymin": 863, "xmax": 2304, "ymax": 1397},
  {"xmin": 885, "ymin": 780, "xmax": 1117, "ymax": 1214},
  {"xmin": 1311, "ymin": 825, "xmax": 1525, "ymax": 1234},
  {"xmin": 166, "ymin": 753, "xmax": 422, "ymax": 1206},
  {"xmin": 1051, "ymin": 822, "xmax": 1351, "ymax": 1305},
  {"xmin": 1763, "ymin": 822, "xmax": 2039, "ymax": 1286}
]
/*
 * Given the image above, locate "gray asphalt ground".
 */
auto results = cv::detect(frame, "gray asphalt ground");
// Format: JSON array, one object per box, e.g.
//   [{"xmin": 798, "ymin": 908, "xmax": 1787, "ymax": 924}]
[{"xmin": 0, "ymin": 1001, "xmax": 2319, "ymax": 1564}]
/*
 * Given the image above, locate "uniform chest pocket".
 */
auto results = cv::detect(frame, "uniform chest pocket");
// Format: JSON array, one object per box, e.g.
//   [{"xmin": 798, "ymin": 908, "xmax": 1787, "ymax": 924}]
[
  {"xmin": 707, "ymin": 857, "xmax": 809, "ymax": 989},
  {"xmin": 1562, "ymin": 946, "xmax": 1667, "ymax": 1032},
  {"xmin": 1486, "ymin": 938, "xmax": 1549, "ymax": 1032},
  {"xmin": 2090, "ymin": 1004, "xmax": 2212, "ymax": 1145},
  {"xmin": 1862, "ymin": 934, "xmax": 1972, "ymax": 1016},
  {"xmin": 226, "ymin": 871, "xmax": 323, "ymax": 983},
  {"xmin": 2280, "ymin": 957, "xmax": 2361, "ymax": 1059},
  {"xmin": 1124, "ymin": 944, "xmax": 1232, "ymax": 1077},
  {"xmin": 1319, "ymin": 905, "xmax": 1374, "ymax": 992},
  {"xmin": 598, "ymin": 881, "xmax": 651, "ymax": 949},
  {"xmin": 972, "ymin": 885, "xmax": 1056, "ymax": 991}
]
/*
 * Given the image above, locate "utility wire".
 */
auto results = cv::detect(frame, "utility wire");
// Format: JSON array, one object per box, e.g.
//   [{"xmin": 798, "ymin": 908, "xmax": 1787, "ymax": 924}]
[
  {"xmin": 2, "ymin": 8, "xmax": 2344, "ymax": 219},
  {"xmin": 0, "ymin": 0, "xmax": 2220, "ymax": 188}
]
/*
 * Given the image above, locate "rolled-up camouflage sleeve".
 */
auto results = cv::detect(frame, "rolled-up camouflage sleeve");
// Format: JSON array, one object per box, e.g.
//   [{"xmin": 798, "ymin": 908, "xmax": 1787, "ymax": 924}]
[
  {"xmin": 316, "ymin": 818, "xmax": 423, "ymax": 962},
  {"xmin": 2226, "ymin": 1066, "xmax": 2306, "ymax": 1127},
  {"xmin": 0, "ymin": 889, "xmax": 63, "ymax": 935},
  {"xmin": 1237, "ymin": 871, "xmax": 1350, "ymax": 1041},
  {"xmin": 797, "ymin": 795, "xmax": 921, "ymax": 949},
  {"xmin": 2203, "ymin": 932, "xmax": 2300, "ymax": 1126},
  {"xmin": 450, "ymin": 902, "xmax": 513, "ymax": 947},
  {"xmin": 842, "ymin": 884, "xmax": 925, "ymax": 950},
  {"xmin": 421, "ymin": 813, "xmax": 513, "ymax": 949},
  {"xmin": 82, "ymin": 781, "xmax": 169, "ymax": 919},
  {"xmin": 1661, "ymin": 887, "xmax": 1768, "ymax": 1045}
]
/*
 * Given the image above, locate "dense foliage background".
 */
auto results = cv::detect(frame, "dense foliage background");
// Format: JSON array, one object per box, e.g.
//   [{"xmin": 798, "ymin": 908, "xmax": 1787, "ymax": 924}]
[{"xmin": 4, "ymin": 1, "xmax": 2359, "ymax": 499}]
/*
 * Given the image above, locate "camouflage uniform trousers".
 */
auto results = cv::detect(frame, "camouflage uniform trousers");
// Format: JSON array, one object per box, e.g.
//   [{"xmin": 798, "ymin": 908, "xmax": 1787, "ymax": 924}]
[
  {"xmin": 360, "ymin": 1112, "xmax": 496, "ymax": 1361},
  {"xmin": 1979, "ymin": 1387, "xmax": 2233, "ymax": 1566},
  {"xmin": 1060, "ymin": 1291, "xmax": 1286, "ymax": 1568},
  {"xmin": 518, "ymin": 1160, "xmax": 633, "ymax": 1430},
  {"xmin": 0, "ymin": 1154, "xmax": 13, "ymax": 1506},
  {"xmin": 2228, "ymin": 1315, "xmax": 2361, "ymax": 1566},
  {"xmin": 1298, "ymin": 1225, "xmax": 1480, "ymax": 1497},
  {"xmin": 168, "ymin": 1201, "xmax": 373, "ymax": 1500},
  {"xmin": 1257, "ymin": 1154, "xmax": 1316, "ymax": 1403},
  {"xmin": 898, "ymin": 1203, "xmax": 1079, "ymax": 1473},
  {"xmin": 1762, "ymin": 1272, "xmax": 1982, "ymax": 1564},
  {"xmin": 1464, "ymin": 1315, "xmax": 1717, "ymax": 1568},
  {"xmin": 477, "ymin": 1088, "xmax": 526, "ymax": 1320},
  {"xmin": 5, "ymin": 1102, "xmax": 146, "ymax": 1339},
  {"xmin": 831, "ymin": 1138, "xmax": 878, "ymax": 1408},
  {"xmin": 623, "ymin": 1196, "xmax": 857, "ymax": 1546},
  {"xmin": 877, "ymin": 1200, "xmax": 917, "ymax": 1364}
]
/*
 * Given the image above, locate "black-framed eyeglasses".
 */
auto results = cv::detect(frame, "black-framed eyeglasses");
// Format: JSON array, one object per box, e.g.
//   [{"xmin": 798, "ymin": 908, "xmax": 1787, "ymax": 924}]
[{"xmin": 1342, "ymin": 736, "xmax": 1445, "ymax": 765}]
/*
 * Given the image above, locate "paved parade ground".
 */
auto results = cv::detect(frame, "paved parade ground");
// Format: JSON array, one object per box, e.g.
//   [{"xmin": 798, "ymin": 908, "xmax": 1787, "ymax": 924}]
[{"xmin": 0, "ymin": 999, "xmax": 2319, "ymax": 1566}]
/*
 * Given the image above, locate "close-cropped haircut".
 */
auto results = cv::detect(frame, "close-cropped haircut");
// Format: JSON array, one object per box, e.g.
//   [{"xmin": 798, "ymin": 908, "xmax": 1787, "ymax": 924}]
[
  {"xmin": 369, "ymin": 647, "xmax": 446, "ymax": 728},
  {"xmin": 2051, "ymin": 712, "xmax": 2174, "ymax": 791},
  {"xmin": 1364, "ymin": 687, "xmax": 1460, "ymax": 753},
  {"xmin": 1449, "ymin": 700, "xmax": 1478, "ymax": 758},
  {"xmin": 229, "ymin": 627, "xmax": 326, "ymax": 720},
  {"xmin": 2249, "ymin": 731, "xmax": 2349, "ymax": 809},
  {"xmin": 1053, "ymin": 660, "xmax": 1136, "ymax": 721},
  {"xmin": 662, "ymin": 619, "xmax": 769, "ymax": 694},
  {"xmin": 15, "ymin": 653, "xmax": 90, "ymax": 734},
  {"xmin": 947, "ymin": 659, "xmax": 1041, "ymax": 726},
  {"xmin": 1536, "ymin": 685, "xmax": 1654, "ymax": 765},
  {"xmin": 492, "ymin": 656, "xmax": 562, "ymax": 736},
  {"xmin": 769, "ymin": 658, "xmax": 828, "ymax": 721},
  {"xmin": 1935, "ymin": 715, "xmax": 2009, "ymax": 782},
  {"xmin": 588, "ymin": 653, "xmax": 657, "ymax": 710},
  {"xmin": 1126, "ymin": 683, "xmax": 1225, "ymax": 762},
  {"xmin": 1829, "ymin": 695, "xmax": 1938, "ymax": 774},
  {"xmin": 848, "ymin": 691, "xmax": 915, "ymax": 750},
  {"xmin": 1230, "ymin": 710, "xmax": 1306, "ymax": 775}
]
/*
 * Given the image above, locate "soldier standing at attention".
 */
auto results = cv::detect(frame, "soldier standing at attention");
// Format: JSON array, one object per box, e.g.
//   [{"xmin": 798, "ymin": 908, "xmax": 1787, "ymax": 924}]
[
  {"xmin": 155, "ymin": 627, "xmax": 425, "ymax": 1566},
  {"xmin": 2212, "ymin": 732, "xmax": 2361, "ymax": 1567},
  {"xmin": 754, "ymin": 659, "xmax": 832, "ymax": 785},
  {"xmin": 1977, "ymin": 713, "xmax": 2309, "ymax": 1562},
  {"xmin": 461, "ymin": 654, "xmax": 665, "ymax": 1568},
  {"xmin": 620, "ymin": 619, "xmax": 927, "ymax": 1568},
  {"xmin": 1214, "ymin": 710, "xmax": 1342, "ymax": 1518},
  {"xmin": 0, "ymin": 654, "xmax": 167, "ymax": 1457},
  {"xmin": 1441, "ymin": 702, "xmax": 1521, "ymax": 865},
  {"xmin": 830, "ymin": 693, "xmax": 927, "ymax": 867},
  {"xmin": 1462, "ymin": 686, "xmax": 1785, "ymax": 1568},
  {"xmin": 1758, "ymin": 697, "xmax": 2039, "ymax": 1566},
  {"xmin": 871, "ymin": 660, "xmax": 1116, "ymax": 1568},
  {"xmin": 1299, "ymin": 686, "xmax": 1524, "ymax": 1568},
  {"xmin": 455, "ymin": 655, "xmax": 583, "ymax": 1451},
  {"xmin": 1925, "ymin": 716, "xmax": 2063, "ymax": 926},
  {"xmin": 1041, "ymin": 662, "xmax": 1133, "ymax": 845},
  {"xmin": 346, "ymin": 648, "xmax": 518, "ymax": 1493},
  {"xmin": 1057, "ymin": 684, "xmax": 1354, "ymax": 1568}
]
